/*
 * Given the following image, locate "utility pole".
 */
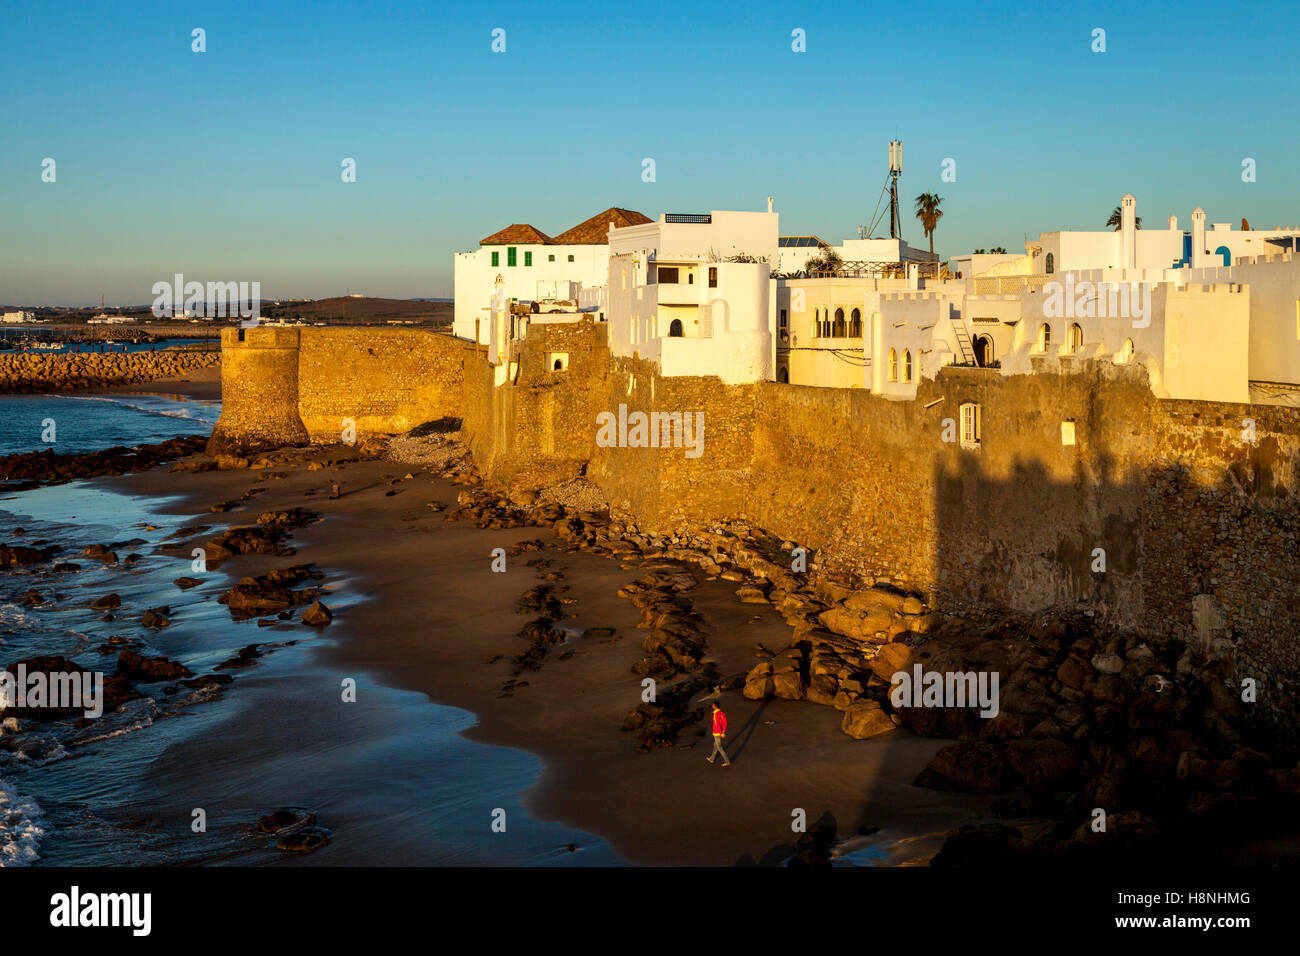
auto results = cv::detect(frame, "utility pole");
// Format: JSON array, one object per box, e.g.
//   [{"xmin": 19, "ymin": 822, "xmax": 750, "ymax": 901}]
[{"xmin": 888, "ymin": 140, "xmax": 903, "ymax": 240}]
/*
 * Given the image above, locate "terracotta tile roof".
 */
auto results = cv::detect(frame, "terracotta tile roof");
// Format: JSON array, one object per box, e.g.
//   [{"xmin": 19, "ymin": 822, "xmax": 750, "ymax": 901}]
[
  {"xmin": 553, "ymin": 207, "xmax": 653, "ymax": 244},
  {"xmin": 480, "ymin": 224, "xmax": 554, "ymax": 245}
]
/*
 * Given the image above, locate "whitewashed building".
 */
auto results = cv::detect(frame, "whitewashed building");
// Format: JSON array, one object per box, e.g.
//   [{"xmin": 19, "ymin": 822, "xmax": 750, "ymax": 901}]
[
  {"xmin": 605, "ymin": 205, "xmax": 780, "ymax": 384},
  {"xmin": 452, "ymin": 207, "xmax": 651, "ymax": 343}
]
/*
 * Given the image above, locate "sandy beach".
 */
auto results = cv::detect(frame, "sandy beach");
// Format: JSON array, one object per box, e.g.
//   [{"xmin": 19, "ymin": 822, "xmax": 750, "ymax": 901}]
[{"xmin": 96, "ymin": 395, "xmax": 988, "ymax": 865}]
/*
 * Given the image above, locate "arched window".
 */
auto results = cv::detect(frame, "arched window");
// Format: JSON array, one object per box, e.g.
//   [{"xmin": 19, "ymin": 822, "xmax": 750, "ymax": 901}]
[
  {"xmin": 974, "ymin": 335, "xmax": 993, "ymax": 367},
  {"xmin": 553, "ymin": 359, "xmax": 563, "ymax": 370},
  {"xmin": 1119, "ymin": 338, "xmax": 1134, "ymax": 364},
  {"xmin": 1068, "ymin": 323, "xmax": 1083, "ymax": 353},
  {"xmin": 814, "ymin": 308, "xmax": 821, "ymax": 337},
  {"xmin": 833, "ymin": 308, "xmax": 846, "ymax": 337},
  {"xmin": 903, "ymin": 350, "xmax": 913, "ymax": 382},
  {"xmin": 888, "ymin": 348, "xmax": 898, "ymax": 382},
  {"xmin": 850, "ymin": 308, "xmax": 861, "ymax": 337},
  {"xmin": 669, "ymin": 319, "xmax": 684, "ymax": 337},
  {"xmin": 1037, "ymin": 323, "xmax": 1051, "ymax": 353},
  {"xmin": 1045, "ymin": 252, "xmax": 1055, "ymax": 274}
]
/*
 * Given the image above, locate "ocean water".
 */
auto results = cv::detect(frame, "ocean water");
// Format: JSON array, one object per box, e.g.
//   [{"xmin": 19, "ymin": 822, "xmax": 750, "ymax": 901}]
[
  {"xmin": 0, "ymin": 393, "xmax": 221, "ymax": 457},
  {"xmin": 0, "ymin": 392, "xmax": 619, "ymax": 866}
]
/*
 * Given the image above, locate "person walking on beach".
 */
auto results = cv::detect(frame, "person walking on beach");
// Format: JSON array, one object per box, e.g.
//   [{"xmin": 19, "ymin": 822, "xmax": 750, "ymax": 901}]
[{"xmin": 707, "ymin": 701, "xmax": 731, "ymax": 767}]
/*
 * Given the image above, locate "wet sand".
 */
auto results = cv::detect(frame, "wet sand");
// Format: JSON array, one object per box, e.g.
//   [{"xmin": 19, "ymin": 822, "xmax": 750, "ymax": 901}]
[
  {"xmin": 88, "ymin": 364, "xmax": 222, "ymax": 402},
  {"xmin": 115, "ymin": 447, "xmax": 992, "ymax": 866}
]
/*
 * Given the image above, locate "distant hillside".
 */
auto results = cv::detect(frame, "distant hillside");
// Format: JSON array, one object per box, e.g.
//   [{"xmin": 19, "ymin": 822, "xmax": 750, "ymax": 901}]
[{"xmin": 261, "ymin": 296, "xmax": 452, "ymax": 326}]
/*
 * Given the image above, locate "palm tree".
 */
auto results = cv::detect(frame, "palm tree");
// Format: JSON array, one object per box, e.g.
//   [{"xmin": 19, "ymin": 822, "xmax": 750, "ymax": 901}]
[
  {"xmin": 1105, "ymin": 206, "xmax": 1142, "ymax": 231},
  {"xmin": 914, "ymin": 193, "xmax": 943, "ymax": 260},
  {"xmin": 804, "ymin": 244, "xmax": 843, "ymax": 276}
]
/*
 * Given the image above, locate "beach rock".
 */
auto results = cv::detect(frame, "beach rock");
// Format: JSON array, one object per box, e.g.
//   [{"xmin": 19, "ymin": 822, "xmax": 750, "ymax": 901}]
[
  {"xmin": 0, "ymin": 543, "xmax": 58, "ymax": 566},
  {"xmin": 1005, "ymin": 738, "xmax": 1085, "ymax": 792},
  {"xmin": 841, "ymin": 701, "xmax": 895, "ymax": 739},
  {"xmin": 116, "ymin": 651, "xmax": 192, "ymax": 682},
  {"xmin": 276, "ymin": 826, "xmax": 331, "ymax": 852},
  {"xmin": 301, "ymin": 601, "xmax": 332, "ymax": 627},
  {"xmin": 258, "ymin": 807, "xmax": 316, "ymax": 833},
  {"xmin": 916, "ymin": 741, "xmax": 1013, "ymax": 793},
  {"xmin": 90, "ymin": 593, "xmax": 121, "ymax": 610},
  {"xmin": 141, "ymin": 607, "xmax": 170, "ymax": 628}
]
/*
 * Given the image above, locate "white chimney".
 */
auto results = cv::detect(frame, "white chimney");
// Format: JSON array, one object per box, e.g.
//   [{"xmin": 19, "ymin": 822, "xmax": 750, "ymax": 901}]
[
  {"xmin": 1120, "ymin": 194, "xmax": 1137, "ymax": 269},
  {"xmin": 1191, "ymin": 207, "xmax": 1207, "ymax": 268},
  {"xmin": 1168, "ymin": 215, "xmax": 1178, "ymax": 231},
  {"xmin": 767, "ymin": 196, "xmax": 774, "ymax": 213}
]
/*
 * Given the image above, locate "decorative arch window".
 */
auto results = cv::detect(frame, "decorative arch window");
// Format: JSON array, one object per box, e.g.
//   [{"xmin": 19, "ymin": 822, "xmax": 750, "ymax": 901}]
[
  {"xmin": 888, "ymin": 348, "xmax": 898, "ymax": 382},
  {"xmin": 1119, "ymin": 337, "xmax": 1134, "ymax": 363},
  {"xmin": 1045, "ymin": 252, "xmax": 1055, "ymax": 274},
  {"xmin": 814, "ymin": 308, "xmax": 821, "ymax": 337},
  {"xmin": 850, "ymin": 308, "xmax": 862, "ymax": 337},
  {"xmin": 833, "ymin": 308, "xmax": 846, "ymax": 337},
  {"xmin": 903, "ymin": 350, "xmax": 913, "ymax": 382},
  {"xmin": 1037, "ymin": 323, "xmax": 1051, "ymax": 353},
  {"xmin": 669, "ymin": 319, "xmax": 684, "ymax": 337},
  {"xmin": 1068, "ymin": 323, "xmax": 1084, "ymax": 353}
]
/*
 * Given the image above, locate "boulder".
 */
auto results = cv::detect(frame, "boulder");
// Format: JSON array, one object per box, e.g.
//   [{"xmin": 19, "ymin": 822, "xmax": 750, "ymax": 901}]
[{"xmin": 841, "ymin": 701, "xmax": 896, "ymax": 739}]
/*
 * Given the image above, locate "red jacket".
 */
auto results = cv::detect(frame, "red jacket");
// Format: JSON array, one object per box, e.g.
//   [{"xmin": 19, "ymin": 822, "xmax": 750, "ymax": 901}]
[{"xmin": 712, "ymin": 709, "xmax": 727, "ymax": 736}]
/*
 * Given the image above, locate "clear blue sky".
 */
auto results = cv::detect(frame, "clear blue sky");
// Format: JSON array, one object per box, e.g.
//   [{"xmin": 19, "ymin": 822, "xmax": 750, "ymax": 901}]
[{"xmin": 3, "ymin": 0, "xmax": 1296, "ymax": 305}]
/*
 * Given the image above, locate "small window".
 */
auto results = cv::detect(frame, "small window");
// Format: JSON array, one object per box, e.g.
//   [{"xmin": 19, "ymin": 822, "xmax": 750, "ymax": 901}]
[
  {"xmin": 507, "ymin": 247, "xmax": 517, "ymax": 267},
  {"xmin": 548, "ymin": 255, "xmax": 555, "ymax": 262},
  {"xmin": 669, "ymin": 319, "xmax": 684, "ymax": 337},
  {"xmin": 1045, "ymin": 252, "xmax": 1055, "ymax": 274},
  {"xmin": 621, "ymin": 269, "xmax": 627, "ymax": 291},
  {"xmin": 850, "ymin": 308, "xmax": 862, "ymax": 337},
  {"xmin": 524, "ymin": 251, "xmax": 532, "ymax": 267},
  {"xmin": 708, "ymin": 267, "xmax": 717, "ymax": 288},
  {"xmin": 779, "ymin": 309, "xmax": 788, "ymax": 331},
  {"xmin": 568, "ymin": 255, "xmax": 574, "ymax": 262},
  {"xmin": 658, "ymin": 266, "xmax": 679, "ymax": 284},
  {"xmin": 1037, "ymin": 323, "xmax": 1051, "ymax": 353},
  {"xmin": 888, "ymin": 348, "xmax": 898, "ymax": 382},
  {"xmin": 1068, "ymin": 323, "xmax": 1083, "ymax": 353},
  {"xmin": 959, "ymin": 402, "xmax": 981, "ymax": 447},
  {"xmin": 834, "ymin": 308, "xmax": 845, "ymax": 337},
  {"xmin": 491, "ymin": 251, "xmax": 499, "ymax": 267},
  {"xmin": 688, "ymin": 273, "xmax": 694, "ymax": 284},
  {"xmin": 903, "ymin": 349, "xmax": 913, "ymax": 382}
]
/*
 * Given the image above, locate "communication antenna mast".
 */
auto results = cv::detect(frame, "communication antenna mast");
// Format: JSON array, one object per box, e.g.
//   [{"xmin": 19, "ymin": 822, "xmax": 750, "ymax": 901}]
[{"xmin": 888, "ymin": 140, "xmax": 903, "ymax": 240}]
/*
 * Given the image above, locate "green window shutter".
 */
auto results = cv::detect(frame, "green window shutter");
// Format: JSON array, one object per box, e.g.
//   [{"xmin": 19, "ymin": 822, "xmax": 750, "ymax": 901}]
[
  {"xmin": 525, "ymin": 251, "xmax": 532, "ymax": 267},
  {"xmin": 507, "ymin": 247, "xmax": 517, "ymax": 267},
  {"xmin": 491, "ymin": 251, "xmax": 499, "ymax": 267}
]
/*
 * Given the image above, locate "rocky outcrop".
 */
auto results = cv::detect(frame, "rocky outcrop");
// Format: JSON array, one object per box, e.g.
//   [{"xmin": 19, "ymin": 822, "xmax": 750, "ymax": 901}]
[{"xmin": 0, "ymin": 436, "xmax": 208, "ymax": 487}]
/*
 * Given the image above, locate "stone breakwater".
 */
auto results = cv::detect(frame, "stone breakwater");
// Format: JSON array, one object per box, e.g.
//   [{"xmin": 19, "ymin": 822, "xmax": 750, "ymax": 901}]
[{"xmin": 0, "ymin": 350, "xmax": 220, "ymax": 394}]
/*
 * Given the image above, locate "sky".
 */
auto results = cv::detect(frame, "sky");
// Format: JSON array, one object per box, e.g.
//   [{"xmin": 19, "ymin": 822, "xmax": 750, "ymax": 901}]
[{"xmin": 2, "ymin": 0, "xmax": 1297, "ymax": 305}]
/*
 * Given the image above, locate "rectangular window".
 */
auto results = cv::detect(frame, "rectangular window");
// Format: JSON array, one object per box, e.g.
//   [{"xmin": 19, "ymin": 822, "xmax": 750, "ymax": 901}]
[
  {"xmin": 657, "ymin": 266, "xmax": 679, "ymax": 284},
  {"xmin": 491, "ymin": 251, "xmax": 499, "ymax": 267},
  {"xmin": 507, "ymin": 247, "xmax": 517, "ymax": 267},
  {"xmin": 708, "ymin": 267, "xmax": 718, "ymax": 288},
  {"xmin": 548, "ymin": 255, "xmax": 555, "ymax": 262},
  {"xmin": 960, "ymin": 403, "xmax": 981, "ymax": 447},
  {"xmin": 568, "ymin": 255, "xmax": 574, "ymax": 262},
  {"xmin": 524, "ymin": 251, "xmax": 532, "ymax": 267}
]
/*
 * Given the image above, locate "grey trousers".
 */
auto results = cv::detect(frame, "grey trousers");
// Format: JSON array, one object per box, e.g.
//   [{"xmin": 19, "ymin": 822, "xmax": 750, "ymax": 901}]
[{"xmin": 708, "ymin": 735, "xmax": 731, "ymax": 765}]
